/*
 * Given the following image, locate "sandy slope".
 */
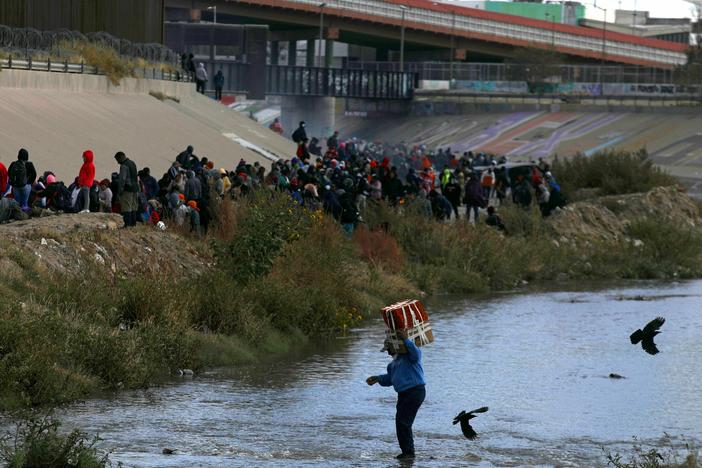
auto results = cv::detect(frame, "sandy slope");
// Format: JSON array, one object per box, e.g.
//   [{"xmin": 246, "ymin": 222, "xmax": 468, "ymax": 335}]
[{"xmin": 0, "ymin": 80, "xmax": 295, "ymax": 183}]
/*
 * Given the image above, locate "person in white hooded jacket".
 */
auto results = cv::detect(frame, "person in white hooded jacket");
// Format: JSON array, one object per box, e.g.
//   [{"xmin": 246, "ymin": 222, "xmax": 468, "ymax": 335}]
[{"xmin": 195, "ymin": 63, "xmax": 208, "ymax": 94}]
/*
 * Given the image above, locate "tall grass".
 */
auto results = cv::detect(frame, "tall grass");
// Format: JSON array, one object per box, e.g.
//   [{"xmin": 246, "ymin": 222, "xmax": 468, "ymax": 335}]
[{"xmin": 551, "ymin": 149, "xmax": 677, "ymax": 200}]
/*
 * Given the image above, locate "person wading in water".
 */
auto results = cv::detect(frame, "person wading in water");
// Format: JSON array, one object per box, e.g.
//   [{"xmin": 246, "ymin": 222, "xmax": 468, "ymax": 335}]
[{"xmin": 366, "ymin": 329, "xmax": 426, "ymax": 460}]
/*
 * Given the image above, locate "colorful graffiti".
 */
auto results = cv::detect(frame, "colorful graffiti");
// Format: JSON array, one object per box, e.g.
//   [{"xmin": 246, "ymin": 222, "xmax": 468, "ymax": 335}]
[
  {"xmin": 448, "ymin": 80, "xmax": 699, "ymax": 97},
  {"xmin": 449, "ymin": 111, "xmax": 627, "ymax": 158}
]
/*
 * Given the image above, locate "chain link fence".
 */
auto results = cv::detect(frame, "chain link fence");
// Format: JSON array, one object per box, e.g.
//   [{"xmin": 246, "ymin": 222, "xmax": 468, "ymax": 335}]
[{"xmin": 0, "ymin": 26, "xmax": 179, "ymax": 65}]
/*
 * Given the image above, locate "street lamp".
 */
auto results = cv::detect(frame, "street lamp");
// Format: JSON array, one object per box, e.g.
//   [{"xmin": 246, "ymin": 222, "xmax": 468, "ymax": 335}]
[
  {"xmin": 399, "ymin": 5, "xmax": 408, "ymax": 73},
  {"xmin": 545, "ymin": 13, "xmax": 556, "ymax": 48},
  {"xmin": 592, "ymin": 2, "xmax": 607, "ymax": 65},
  {"xmin": 592, "ymin": 2, "xmax": 607, "ymax": 96},
  {"xmin": 319, "ymin": 3, "xmax": 326, "ymax": 68},
  {"xmin": 207, "ymin": 5, "xmax": 217, "ymax": 58}
]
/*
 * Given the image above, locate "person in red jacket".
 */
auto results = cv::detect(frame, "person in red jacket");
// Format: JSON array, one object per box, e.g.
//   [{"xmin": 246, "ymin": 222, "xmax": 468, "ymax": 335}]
[
  {"xmin": 0, "ymin": 162, "xmax": 8, "ymax": 196},
  {"xmin": 78, "ymin": 150, "xmax": 95, "ymax": 213}
]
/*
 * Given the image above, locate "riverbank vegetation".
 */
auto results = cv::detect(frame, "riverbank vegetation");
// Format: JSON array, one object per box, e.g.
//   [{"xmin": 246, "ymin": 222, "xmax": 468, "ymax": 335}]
[
  {"xmin": 0, "ymin": 413, "xmax": 108, "ymax": 467},
  {"xmin": 603, "ymin": 435, "xmax": 700, "ymax": 468},
  {"xmin": 551, "ymin": 149, "xmax": 677, "ymax": 200},
  {"xmin": 0, "ymin": 152, "xmax": 701, "ymax": 410}
]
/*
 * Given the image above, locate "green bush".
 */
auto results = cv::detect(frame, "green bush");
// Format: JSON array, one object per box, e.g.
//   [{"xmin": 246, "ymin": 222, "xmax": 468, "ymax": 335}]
[
  {"xmin": 217, "ymin": 191, "xmax": 314, "ymax": 283},
  {"xmin": 551, "ymin": 149, "xmax": 676, "ymax": 199},
  {"xmin": 0, "ymin": 414, "xmax": 108, "ymax": 468}
]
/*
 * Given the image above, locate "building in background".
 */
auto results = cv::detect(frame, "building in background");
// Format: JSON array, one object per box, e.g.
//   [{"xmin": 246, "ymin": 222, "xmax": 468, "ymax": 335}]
[
  {"xmin": 0, "ymin": 0, "xmax": 165, "ymax": 43},
  {"xmin": 580, "ymin": 10, "xmax": 692, "ymax": 44},
  {"xmin": 436, "ymin": 1, "xmax": 585, "ymax": 24}
]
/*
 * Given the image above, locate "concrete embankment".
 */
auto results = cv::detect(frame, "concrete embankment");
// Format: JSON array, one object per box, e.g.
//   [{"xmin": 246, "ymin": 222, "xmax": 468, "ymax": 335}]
[
  {"xmin": 0, "ymin": 69, "xmax": 295, "ymax": 180},
  {"xmin": 335, "ymin": 109, "xmax": 702, "ymax": 184}
]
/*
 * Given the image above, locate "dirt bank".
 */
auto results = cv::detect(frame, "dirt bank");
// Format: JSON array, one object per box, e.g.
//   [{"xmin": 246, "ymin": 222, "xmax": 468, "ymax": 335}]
[
  {"xmin": 0, "ymin": 213, "xmax": 209, "ymax": 276},
  {"xmin": 548, "ymin": 186, "xmax": 700, "ymax": 242}
]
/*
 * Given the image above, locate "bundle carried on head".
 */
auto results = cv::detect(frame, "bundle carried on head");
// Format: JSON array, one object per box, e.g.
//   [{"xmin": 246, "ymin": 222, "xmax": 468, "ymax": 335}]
[{"xmin": 380, "ymin": 299, "xmax": 434, "ymax": 354}]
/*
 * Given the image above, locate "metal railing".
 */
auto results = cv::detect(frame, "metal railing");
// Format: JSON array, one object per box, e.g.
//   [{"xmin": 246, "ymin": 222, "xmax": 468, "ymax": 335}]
[
  {"xmin": 414, "ymin": 91, "xmax": 702, "ymax": 106},
  {"xmin": 0, "ymin": 55, "xmax": 190, "ymax": 82},
  {"xmin": 346, "ymin": 61, "xmax": 679, "ymax": 84},
  {"xmin": 266, "ymin": 65, "xmax": 415, "ymax": 99},
  {"xmin": 235, "ymin": 0, "xmax": 688, "ymax": 66}
]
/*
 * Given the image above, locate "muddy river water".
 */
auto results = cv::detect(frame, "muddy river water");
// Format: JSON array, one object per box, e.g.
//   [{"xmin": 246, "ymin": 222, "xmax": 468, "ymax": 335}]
[{"xmin": 59, "ymin": 281, "xmax": 702, "ymax": 467}]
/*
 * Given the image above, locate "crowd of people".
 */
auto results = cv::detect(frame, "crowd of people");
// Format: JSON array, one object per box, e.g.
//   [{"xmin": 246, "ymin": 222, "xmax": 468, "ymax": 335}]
[
  {"xmin": 267, "ymin": 120, "xmax": 566, "ymax": 234},
  {"xmin": 0, "ymin": 146, "xmax": 222, "ymax": 236},
  {"xmin": 0, "ymin": 119, "xmax": 566, "ymax": 236}
]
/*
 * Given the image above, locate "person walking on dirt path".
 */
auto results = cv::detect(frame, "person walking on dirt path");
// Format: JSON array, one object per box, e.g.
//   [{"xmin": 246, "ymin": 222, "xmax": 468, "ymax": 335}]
[
  {"xmin": 77, "ymin": 150, "xmax": 95, "ymax": 213},
  {"xmin": 114, "ymin": 151, "xmax": 139, "ymax": 227},
  {"xmin": 464, "ymin": 171, "xmax": 486, "ymax": 223},
  {"xmin": 366, "ymin": 329, "xmax": 426, "ymax": 461}
]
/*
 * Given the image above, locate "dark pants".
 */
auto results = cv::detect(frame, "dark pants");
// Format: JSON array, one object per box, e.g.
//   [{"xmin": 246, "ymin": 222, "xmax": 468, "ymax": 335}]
[
  {"xmin": 215, "ymin": 87, "xmax": 223, "ymax": 100},
  {"xmin": 396, "ymin": 385, "xmax": 425, "ymax": 455},
  {"xmin": 466, "ymin": 204, "xmax": 480, "ymax": 222},
  {"xmin": 120, "ymin": 191, "xmax": 138, "ymax": 227},
  {"xmin": 196, "ymin": 79, "xmax": 205, "ymax": 94}
]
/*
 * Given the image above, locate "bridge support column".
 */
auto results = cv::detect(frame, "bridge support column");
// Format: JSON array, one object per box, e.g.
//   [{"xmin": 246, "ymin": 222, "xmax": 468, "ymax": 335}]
[
  {"xmin": 306, "ymin": 40, "xmax": 316, "ymax": 67},
  {"xmin": 288, "ymin": 41, "xmax": 297, "ymax": 66},
  {"xmin": 270, "ymin": 41, "xmax": 280, "ymax": 65},
  {"xmin": 281, "ymin": 96, "xmax": 335, "ymax": 142},
  {"xmin": 324, "ymin": 40, "xmax": 334, "ymax": 68}
]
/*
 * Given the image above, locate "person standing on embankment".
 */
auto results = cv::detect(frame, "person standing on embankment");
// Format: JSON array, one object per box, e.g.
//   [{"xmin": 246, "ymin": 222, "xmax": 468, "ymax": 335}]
[
  {"xmin": 114, "ymin": 151, "xmax": 138, "ymax": 228},
  {"xmin": 77, "ymin": 150, "xmax": 95, "ymax": 213}
]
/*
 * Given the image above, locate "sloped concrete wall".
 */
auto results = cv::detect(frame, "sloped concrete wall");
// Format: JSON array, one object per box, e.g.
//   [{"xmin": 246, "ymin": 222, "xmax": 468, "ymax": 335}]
[{"xmin": 0, "ymin": 69, "xmax": 194, "ymax": 98}]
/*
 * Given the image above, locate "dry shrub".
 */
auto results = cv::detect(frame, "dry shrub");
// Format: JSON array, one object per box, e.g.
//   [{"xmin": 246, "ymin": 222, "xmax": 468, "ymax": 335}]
[
  {"xmin": 352, "ymin": 225, "xmax": 405, "ymax": 272},
  {"xmin": 72, "ymin": 42, "xmax": 135, "ymax": 86},
  {"xmin": 208, "ymin": 196, "xmax": 240, "ymax": 243}
]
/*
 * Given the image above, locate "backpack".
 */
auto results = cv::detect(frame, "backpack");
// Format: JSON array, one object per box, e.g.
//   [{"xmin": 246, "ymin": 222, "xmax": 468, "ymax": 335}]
[
  {"xmin": 291, "ymin": 127, "xmax": 305, "ymax": 143},
  {"xmin": 55, "ymin": 182, "xmax": 74, "ymax": 212},
  {"xmin": 89, "ymin": 181, "xmax": 100, "ymax": 212},
  {"xmin": 8, "ymin": 160, "xmax": 27, "ymax": 187}
]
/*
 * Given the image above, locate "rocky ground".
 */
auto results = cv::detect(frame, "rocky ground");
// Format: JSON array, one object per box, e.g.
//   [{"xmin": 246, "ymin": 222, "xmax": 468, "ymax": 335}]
[{"xmin": 0, "ymin": 213, "xmax": 209, "ymax": 277}]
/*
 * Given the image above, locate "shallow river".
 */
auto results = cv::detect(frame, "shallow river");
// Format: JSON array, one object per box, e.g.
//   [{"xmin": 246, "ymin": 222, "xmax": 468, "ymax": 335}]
[{"xmin": 59, "ymin": 281, "xmax": 702, "ymax": 467}]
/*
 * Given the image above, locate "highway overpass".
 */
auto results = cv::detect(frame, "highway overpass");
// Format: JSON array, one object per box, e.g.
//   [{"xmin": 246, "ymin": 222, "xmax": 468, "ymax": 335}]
[{"xmin": 167, "ymin": 0, "xmax": 689, "ymax": 68}]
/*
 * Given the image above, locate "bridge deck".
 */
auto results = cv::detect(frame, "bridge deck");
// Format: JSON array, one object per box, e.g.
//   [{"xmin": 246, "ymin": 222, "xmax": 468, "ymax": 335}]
[{"xmin": 232, "ymin": 0, "xmax": 688, "ymax": 68}]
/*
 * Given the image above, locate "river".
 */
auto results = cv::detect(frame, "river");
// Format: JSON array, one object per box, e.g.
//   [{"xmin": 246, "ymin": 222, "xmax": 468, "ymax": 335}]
[{"xmin": 58, "ymin": 281, "xmax": 702, "ymax": 467}]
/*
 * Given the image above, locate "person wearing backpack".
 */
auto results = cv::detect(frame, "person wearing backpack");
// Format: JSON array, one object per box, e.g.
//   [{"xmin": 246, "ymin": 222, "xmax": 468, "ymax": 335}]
[
  {"xmin": 8, "ymin": 149, "xmax": 32, "ymax": 212},
  {"xmin": 291, "ymin": 121, "xmax": 307, "ymax": 144},
  {"xmin": 77, "ymin": 150, "xmax": 96, "ymax": 213}
]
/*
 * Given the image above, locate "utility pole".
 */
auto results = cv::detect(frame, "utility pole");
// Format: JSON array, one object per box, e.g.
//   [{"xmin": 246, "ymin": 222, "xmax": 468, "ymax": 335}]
[
  {"xmin": 450, "ymin": 10, "xmax": 456, "ymax": 83},
  {"xmin": 207, "ymin": 5, "xmax": 217, "ymax": 58},
  {"xmin": 319, "ymin": 3, "xmax": 326, "ymax": 67}
]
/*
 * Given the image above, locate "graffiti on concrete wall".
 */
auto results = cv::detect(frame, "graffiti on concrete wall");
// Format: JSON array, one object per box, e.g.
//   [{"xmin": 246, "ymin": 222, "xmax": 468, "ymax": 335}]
[
  {"xmin": 442, "ymin": 80, "xmax": 701, "ymax": 97},
  {"xmin": 454, "ymin": 80, "xmax": 528, "ymax": 93}
]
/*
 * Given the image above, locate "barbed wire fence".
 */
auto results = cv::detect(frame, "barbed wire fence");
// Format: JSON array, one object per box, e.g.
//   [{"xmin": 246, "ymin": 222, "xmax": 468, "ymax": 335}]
[{"xmin": 0, "ymin": 26, "xmax": 179, "ymax": 65}]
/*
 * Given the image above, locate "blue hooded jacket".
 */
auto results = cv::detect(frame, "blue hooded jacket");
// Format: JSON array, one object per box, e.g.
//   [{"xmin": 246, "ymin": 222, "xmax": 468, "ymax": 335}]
[{"xmin": 377, "ymin": 339, "xmax": 426, "ymax": 393}]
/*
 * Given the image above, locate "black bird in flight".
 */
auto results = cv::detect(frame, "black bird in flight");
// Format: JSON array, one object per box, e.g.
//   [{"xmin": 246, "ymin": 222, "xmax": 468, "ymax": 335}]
[
  {"xmin": 630, "ymin": 317, "xmax": 665, "ymax": 355},
  {"xmin": 453, "ymin": 406, "xmax": 489, "ymax": 440}
]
